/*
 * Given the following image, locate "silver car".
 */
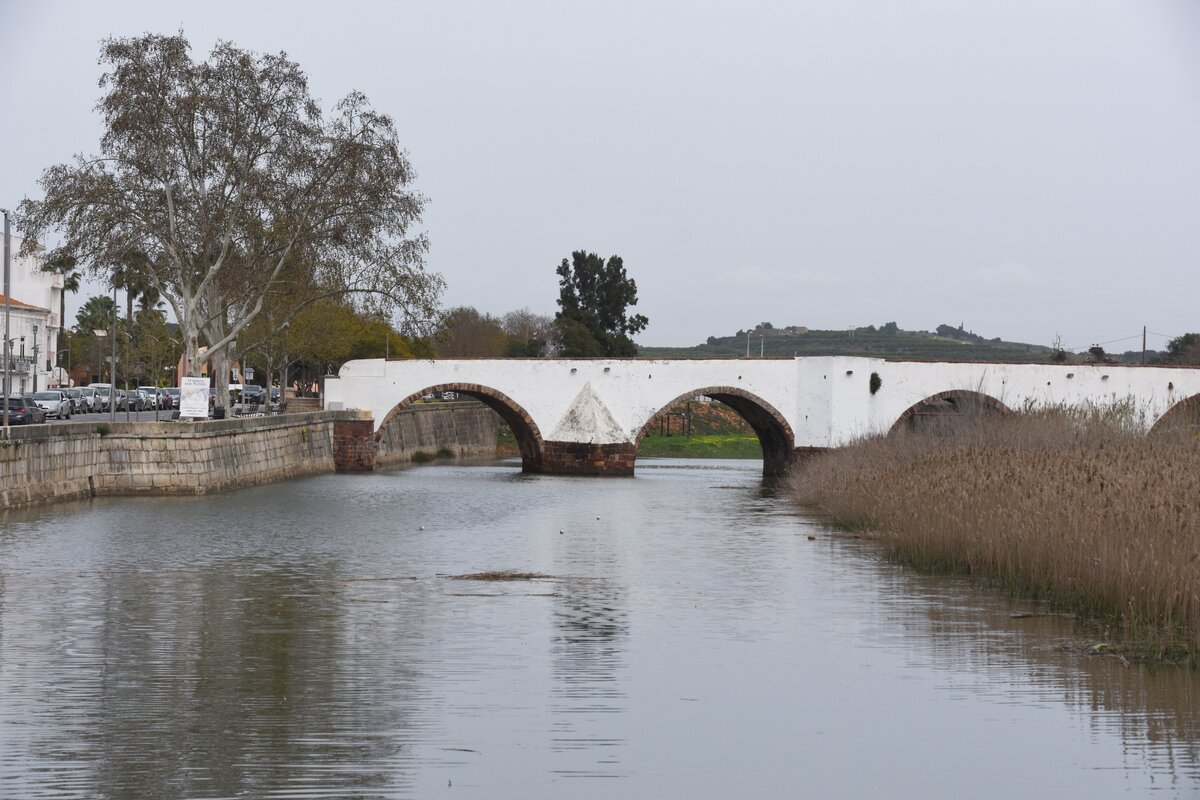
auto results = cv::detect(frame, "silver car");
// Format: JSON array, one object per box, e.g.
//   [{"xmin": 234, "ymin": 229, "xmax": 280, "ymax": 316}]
[
  {"xmin": 61, "ymin": 387, "xmax": 86, "ymax": 413},
  {"xmin": 31, "ymin": 390, "xmax": 72, "ymax": 419},
  {"xmin": 130, "ymin": 389, "xmax": 154, "ymax": 411},
  {"xmin": 138, "ymin": 386, "xmax": 169, "ymax": 409},
  {"xmin": 76, "ymin": 387, "xmax": 100, "ymax": 413}
]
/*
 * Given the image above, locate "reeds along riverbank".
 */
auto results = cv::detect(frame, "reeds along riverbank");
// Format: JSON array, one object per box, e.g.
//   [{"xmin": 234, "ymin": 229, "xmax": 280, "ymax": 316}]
[{"xmin": 789, "ymin": 410, "xmax": 1200, "ymax": 661}]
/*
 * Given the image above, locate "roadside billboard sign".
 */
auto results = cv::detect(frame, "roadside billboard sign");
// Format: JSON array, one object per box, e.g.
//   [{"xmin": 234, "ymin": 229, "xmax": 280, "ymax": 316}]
[{"xmin": 179, "ymin": 376, "xmax": 210, "ymax": 418}]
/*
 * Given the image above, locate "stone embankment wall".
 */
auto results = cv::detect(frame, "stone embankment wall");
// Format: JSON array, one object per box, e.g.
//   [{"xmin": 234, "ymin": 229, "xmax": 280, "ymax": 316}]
[
  {"xmin": 0, "ymin": 411, "xmax": 367, "ymax": 511},
  {"xmin": 0, "ymin": 404, "xmax": 504, "ymax": 511},
  {"xmin": 374, "ymin": 401, "xmax": 500, "ymax": 469}
]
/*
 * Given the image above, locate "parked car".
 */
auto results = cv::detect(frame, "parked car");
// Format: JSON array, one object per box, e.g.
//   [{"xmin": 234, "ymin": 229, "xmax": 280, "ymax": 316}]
[
  {"xmin": 76, "ymin": 386, "xmax": 100, "ymax": 413},
  {"xmin": 2, "ymin": 397, "xmax": 47, "ymax": 425},
  {"xmin": 138, "ymin": 386, "xmax": 170, "ymax": 409},
  {"xmin": 163, "ymin": 387, "xmax": 180, "ymax": 409},
  {"xmin": 134, "ymin": 389, "xmax": 157, "ymax": 411},
  {"xmin": 60, "ymin": 387, "xmax": 84, "ymax": 414},
  {"xmin": 31, "ymin": 390, "xmax": 72, "ymax": 419},
  {"xmin": 120, "ymin": 389, "xmax": 142, "ymax": 412},
  {"xmin": 88, "ymin": 383, "xmax": 115, "ymax": 412},
  {"xmin": 240, "ymin": 385, "xmax": 266, "ymax": 405}
]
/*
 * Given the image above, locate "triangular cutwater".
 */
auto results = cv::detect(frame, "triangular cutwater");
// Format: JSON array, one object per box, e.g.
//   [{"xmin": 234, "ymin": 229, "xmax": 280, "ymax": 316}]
[{"xmin": 549, "ymin": 382, "xmax": 629, "ymax": 444}]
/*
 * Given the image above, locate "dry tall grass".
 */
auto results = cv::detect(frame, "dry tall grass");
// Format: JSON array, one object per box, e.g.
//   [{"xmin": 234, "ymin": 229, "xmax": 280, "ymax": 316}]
[{"xmin": 790, "ymin": 409, "xmax": 1200, "ymax": 659}]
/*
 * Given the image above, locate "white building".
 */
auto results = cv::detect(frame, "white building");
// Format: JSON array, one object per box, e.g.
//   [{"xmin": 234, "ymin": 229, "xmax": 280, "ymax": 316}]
[{"xmin": 3, "ymin": 234, "xmax": 62, "ymax": 394}]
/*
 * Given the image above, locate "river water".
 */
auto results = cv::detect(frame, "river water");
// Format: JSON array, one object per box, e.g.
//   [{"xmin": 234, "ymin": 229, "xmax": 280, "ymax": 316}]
[{"xmin": 0, "ymin": 458, "xmax": 1196, "ymax": 799}]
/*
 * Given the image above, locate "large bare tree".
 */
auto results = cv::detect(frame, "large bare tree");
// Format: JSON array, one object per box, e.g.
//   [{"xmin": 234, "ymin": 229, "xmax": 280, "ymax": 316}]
[{"xmin": 17, "ymin": 32, "xmax": 442, "ymax": 407}]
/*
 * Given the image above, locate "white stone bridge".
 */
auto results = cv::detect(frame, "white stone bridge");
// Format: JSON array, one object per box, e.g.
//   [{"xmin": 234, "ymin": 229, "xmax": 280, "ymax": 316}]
[{"xmin": 323, "ymin": 357, "xmax": 1200, "ymax": 476}]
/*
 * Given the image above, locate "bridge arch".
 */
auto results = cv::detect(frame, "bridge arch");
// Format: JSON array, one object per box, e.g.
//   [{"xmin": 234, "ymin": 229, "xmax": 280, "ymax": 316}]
[
  {"xmin": 888, "ymin": 389, "xmax": 1011, "ymax": 436},
  {"xmin": 634, "ymin": 386, "xmax": 796, "ymax": 477},
  {"xmin": 377, "ymin": 383, "xmax": 545, "ymax": 470},
  {"xmin": 1149, "ymin": 393, "xmax": 1200, "ymax": 436}
]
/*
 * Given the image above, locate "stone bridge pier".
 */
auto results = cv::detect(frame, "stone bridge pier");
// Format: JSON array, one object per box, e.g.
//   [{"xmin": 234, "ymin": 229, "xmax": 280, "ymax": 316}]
[{"xmin": 323, "ymin": 357, "xmax": 1200, "ymax": 478}]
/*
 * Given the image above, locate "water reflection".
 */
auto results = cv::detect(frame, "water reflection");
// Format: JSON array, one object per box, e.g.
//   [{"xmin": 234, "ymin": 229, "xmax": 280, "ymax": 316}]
[
  {"xmin": 2, "ymin": 561, "xmax": 433, "ymax": 798},
  {"xmin": 0, "ymin": 459, "xmax": 1195, "ymax": 799},
  {"xmin": 877, "ymin": 564, "xmax": 1200, "ymax": 788},
  {"xmin": 549, "ymin": 578, "xmax": 628, "ymax": 778}
]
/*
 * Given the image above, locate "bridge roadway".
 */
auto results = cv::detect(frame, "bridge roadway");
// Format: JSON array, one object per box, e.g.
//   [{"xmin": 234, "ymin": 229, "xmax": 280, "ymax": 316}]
[{"xmin": 323, "ymin": 356, "xmax": 1200, "ymax": 476}]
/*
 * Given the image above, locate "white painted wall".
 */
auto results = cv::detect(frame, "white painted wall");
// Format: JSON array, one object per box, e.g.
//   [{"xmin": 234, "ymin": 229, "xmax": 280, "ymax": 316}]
[
  {"xmin": 324, "ymin": 357, "xmax": 1200, "ymax": 449},
  {"xmin": 856, "ymin": 359, "xmax": 1193, "ymax": 446},
  {"xmin": 328, "ymin": 358, "xmax": 799, "ymax": 444},
  {"xmin": 3, "ymin": 234, "xmax": 60, "ymax": 390}
]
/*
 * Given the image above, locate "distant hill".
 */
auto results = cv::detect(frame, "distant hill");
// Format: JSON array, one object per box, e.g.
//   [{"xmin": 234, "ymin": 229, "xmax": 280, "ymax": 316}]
[{"xmin": 639, "ymin": 322, "xmax": 1061, "ymax": 363}]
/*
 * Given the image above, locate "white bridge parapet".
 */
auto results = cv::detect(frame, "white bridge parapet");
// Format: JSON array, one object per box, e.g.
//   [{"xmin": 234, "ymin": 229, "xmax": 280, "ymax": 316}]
[{"xmin": 323, "ymin": 357, "xmax": 1200, "ymax": 475}]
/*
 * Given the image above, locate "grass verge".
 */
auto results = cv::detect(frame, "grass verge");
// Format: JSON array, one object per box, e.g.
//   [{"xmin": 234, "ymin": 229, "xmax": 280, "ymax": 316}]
[{"xmin": 638, "ymin": 434, "xmax": 762, "ymax": 459}]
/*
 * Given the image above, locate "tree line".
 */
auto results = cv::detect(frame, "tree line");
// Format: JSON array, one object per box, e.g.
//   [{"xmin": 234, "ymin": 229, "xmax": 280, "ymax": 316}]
[{"xmin": 18, "ymin": 32, "xmax": 648, "ymax": 401}]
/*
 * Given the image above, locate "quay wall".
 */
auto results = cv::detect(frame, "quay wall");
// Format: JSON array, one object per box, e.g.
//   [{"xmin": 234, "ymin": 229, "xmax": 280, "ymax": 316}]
[
  {"xmin": 0, "ymin": 411, "xmax": 358, "ymax": 510},
  {"xmin": 0, "ymin": 404, "xmax": 503, "ymax": 511},
  {"xmin": 374, "ymin": 401, "xmax": 501, "ymax": 468}
]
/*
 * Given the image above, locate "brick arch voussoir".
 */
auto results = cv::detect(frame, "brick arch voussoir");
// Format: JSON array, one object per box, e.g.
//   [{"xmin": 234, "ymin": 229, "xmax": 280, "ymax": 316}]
[
  {"xmin": 634, "ymin": 386, "xmax": 796, "ymax": 468},
  {"xmin": 376, "ymin": 383, "xmax": 545, "ymax": 465},
  {"xmin": 1149, "ymin": 393, "xmax": 1200, "ymax": 436},
  {"xmin": 888, "ymin": 389, "xmax": 1012, "ymax": 436}
]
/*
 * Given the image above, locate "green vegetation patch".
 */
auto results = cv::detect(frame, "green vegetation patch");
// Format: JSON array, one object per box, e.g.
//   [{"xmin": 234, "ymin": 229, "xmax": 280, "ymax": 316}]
[{"xmin": 638, "ymin": 434, "xmax": 762, "ymax": 459}]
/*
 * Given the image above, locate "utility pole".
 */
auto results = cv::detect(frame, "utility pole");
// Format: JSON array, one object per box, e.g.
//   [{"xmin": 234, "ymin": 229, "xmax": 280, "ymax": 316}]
[
  {"xmin": 2, "ymin": 208, "xmax": 10, "ymax": 428},
  {"xmin": 746, "ymin": 329, "xmax": 750, "ymax": 358},
  {"xmin": 1141, "ymin": 325, "xmax": 1147, "ymax": 365},
  {"xmin": 32, "ymin": 324, "xmax": 38, "ymax": 392},
  {"xmin": 110, "ymin": 283, "xmax": 117, "ymax": 423}
]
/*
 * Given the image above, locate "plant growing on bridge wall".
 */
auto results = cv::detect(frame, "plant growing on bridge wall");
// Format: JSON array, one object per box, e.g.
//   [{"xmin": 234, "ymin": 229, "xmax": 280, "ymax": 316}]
[
  {"xmin": 869, "ymin": 372, "xmax": 882, "ymax": 395},
  {"xmin": 16, "ymin": 32, "xmax": 442, "ymax": 410}
]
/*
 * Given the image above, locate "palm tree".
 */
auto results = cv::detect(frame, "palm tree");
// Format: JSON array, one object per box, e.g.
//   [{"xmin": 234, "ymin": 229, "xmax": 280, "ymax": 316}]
[
  {"xmin": 137, "ymin": 285, "xmax": 164, "ymax": 314},
  {"xmin": 45, "ymin": 253, "xmax": 81, "ymax": 352},
  {"xmin": 112, "ymin": 254, "xmax": 154, "ymax": 336},
  {"xmin": 75, "ymin": 295, "xmax": 119, "ymax": 334}
]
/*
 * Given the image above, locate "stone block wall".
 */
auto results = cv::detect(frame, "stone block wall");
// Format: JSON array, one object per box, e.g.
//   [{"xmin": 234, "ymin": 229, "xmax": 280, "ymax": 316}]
[
  {"xmin": 538, "ymin": 441, "xmax": 637, "ymax": 476},
  {"xmin": 90, "ymin": 411, "xmax": 348, "ymax": 496},
  {"xmin": 374, "ymin": 401, "xmax": 500, "ymax": 469},
  {"xmin": 0, "ymin": 410, "xmax": 370, "ymax": 510},
  {"xmin": 0, "ymin": 423, "xmax": 103, "ymax": 508}
]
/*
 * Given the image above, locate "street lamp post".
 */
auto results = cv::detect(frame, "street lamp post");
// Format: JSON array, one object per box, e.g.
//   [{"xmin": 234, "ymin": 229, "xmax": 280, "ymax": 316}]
[
  {"xmin": 147, "ymin": 333, "xmax": 178, "ymax": 422},
  {"xmin": 110, "ymin": 283, "xmax": 117, "ymax": 424},
  {"xmin": 92, "ymin": 329, "xmax": 107, "ymax": 385},
  {"xmin": 2, "ymin": 208, "xmax": 11, "ymax": 428},
  {"xmin": 118, "ymin": 328, "xmax": 133, "ymax": 422}
]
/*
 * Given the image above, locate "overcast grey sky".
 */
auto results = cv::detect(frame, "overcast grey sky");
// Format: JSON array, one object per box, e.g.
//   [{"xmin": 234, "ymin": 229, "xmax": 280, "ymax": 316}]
[{"xmin": 2, "ymin": 0, "xmax": 1197, "ymax": 351}]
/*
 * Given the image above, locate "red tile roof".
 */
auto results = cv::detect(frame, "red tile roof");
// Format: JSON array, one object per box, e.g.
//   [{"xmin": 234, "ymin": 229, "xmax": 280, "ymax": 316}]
[{"xmin": 0, "ymin": 294, "xmax": 50, "ymax": 313}]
